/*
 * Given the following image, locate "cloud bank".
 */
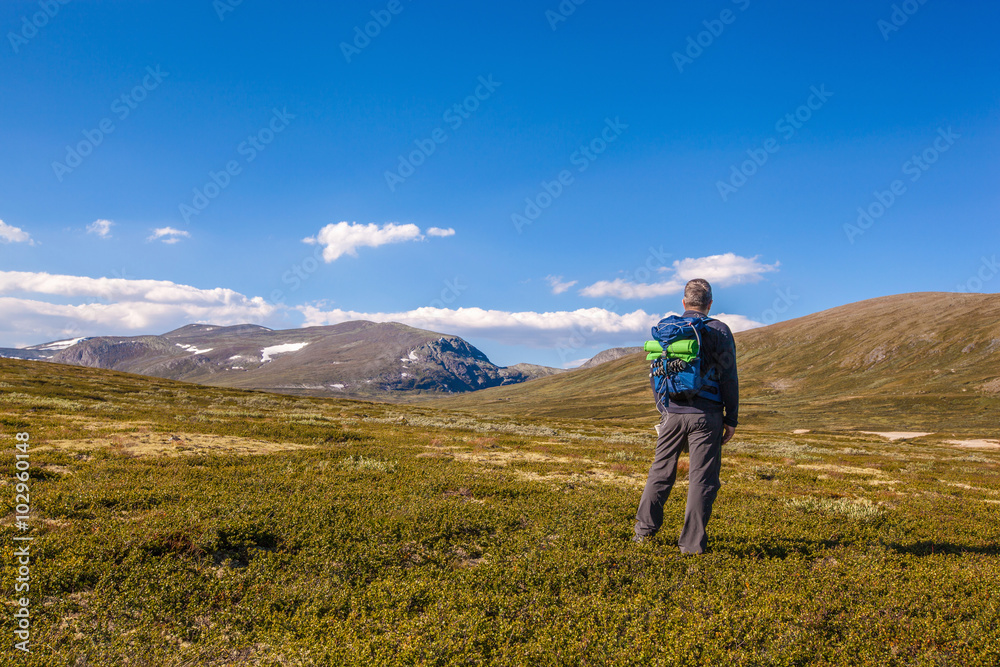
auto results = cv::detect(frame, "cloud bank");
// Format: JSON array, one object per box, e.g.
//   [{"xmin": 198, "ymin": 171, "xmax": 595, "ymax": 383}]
[
  {"xmin": 581, "ymin": 253, "xmax": 779, "ymax": 299},
  {"xmin": 0, "ymin": 269, "xmax": 764, "ymax": 359},
  {"xmin": 297, "ymin": 303, "xmax": 762, "ymax": 351},
  {"xmin": 0, "ymin": 270, "xmax": 277, "ymax": 347}
]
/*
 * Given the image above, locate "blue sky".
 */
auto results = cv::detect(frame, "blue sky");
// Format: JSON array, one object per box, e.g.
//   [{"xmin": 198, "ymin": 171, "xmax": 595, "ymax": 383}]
[{"xmin": 1, "ymin": 0, "xmax": 997, "ymax": 367}]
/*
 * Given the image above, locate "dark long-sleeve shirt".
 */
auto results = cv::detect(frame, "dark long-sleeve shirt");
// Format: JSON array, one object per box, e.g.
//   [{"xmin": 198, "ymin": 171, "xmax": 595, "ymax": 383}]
[{"xmin": 665, "ymin": 310, "xmax": 739, "ymax": 427}]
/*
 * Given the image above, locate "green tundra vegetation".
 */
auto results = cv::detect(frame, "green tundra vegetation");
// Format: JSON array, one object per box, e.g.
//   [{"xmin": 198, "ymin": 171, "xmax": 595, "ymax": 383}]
[{"xmin": 1, "ymin": 357, "xmax": 999, "ymax": 666}]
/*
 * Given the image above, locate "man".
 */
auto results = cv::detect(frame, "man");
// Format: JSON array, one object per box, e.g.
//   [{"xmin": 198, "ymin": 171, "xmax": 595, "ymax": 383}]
[{"xmin": 634, "ymin": 278, "xmax": 739, "ymax": 554}]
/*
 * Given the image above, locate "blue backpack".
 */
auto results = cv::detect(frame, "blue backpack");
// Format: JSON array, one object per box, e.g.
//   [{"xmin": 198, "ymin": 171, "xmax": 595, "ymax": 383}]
[{"xmin": 647, "ymin": 315, "xmax": 722, "ymax": 411}]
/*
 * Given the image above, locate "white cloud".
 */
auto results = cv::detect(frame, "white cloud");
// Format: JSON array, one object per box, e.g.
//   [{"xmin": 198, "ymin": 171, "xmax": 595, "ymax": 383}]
[
  {"xmin": 670, "ymin": 253, "xmax": 779, "ymax": 285},
  {"xmin": 0, "ymin": 270, "xmax": 258, "ymax": 304},
  {"xmin": 545, "ymin": 275, "xmax": 578, "ymax": 295},
  {"xmin": 709, "ymin": 312, "xmax": 766, "ymax": 332},
  {"xmin": 87, "ymin": 219, "xmax": 114, "ymax": 239},
  {"xmin": 0, "ymin": 271, "xmax": 279, "ymax": 347},
  {"xmin": 579, "ymin": 278, "xmax": 683, "ymax": 299},
  {"xmin": 297, "ymin": 303, "xmax": 763, "ymax": 350},
  {"xmin": 427, "ymin": 227, "xmax": 456, "ymax": 237},
  {"xmin": 147, "ymin": 227, "xmax": 190, "ymax": 244},
  {"xmin": 303, "ymin": 221, "xmax": 423, "ymax": 262},
  {"xmin": 579, "ymin": 253, "xmax": 778, "ymax": 300},
  {"xmin": 0, "ymin": 220, "xmax": 35, "ymax": 245}
]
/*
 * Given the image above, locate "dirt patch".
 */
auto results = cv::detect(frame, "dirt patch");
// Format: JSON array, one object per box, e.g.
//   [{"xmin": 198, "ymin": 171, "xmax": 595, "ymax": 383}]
[
  {"xmin": 768, "ymin": 379, "xmax": 800, "ymax": 392},
  {"xmin": 37, "ymin": 432, "xmax": 315, "ymax": 457},
  {"xmin": 512, "ymin": 468, "xmax": 645, "ymax": 489},
  {"xmin": 63, "ymin": 416, "xmax": 157, "ymax": 431},
  {"xmin": 451, "ymin": 449, "xmax": 596, "ymax": 467},
  {"xmin": 979, "ymin": 378, "xmax": 1000, "ymax": 394},
  {"xmin": 944, "ymin": 439, "xmax": 1000, "ymax": 450},
  {"xmin": 582, "ymin": 467, "xmax": 646, "ymax": 488},
  {"xmin": 858, "ymin": 431, "xmax": 934, "ymax": 441},
  {"xmin": 452, "ymin": 547, "xmax": 488, "ymax": 568},
  {"xmin": 39, "ymin": 464, "xmax": 73, "ymax": 475},
  {"xmin": 797, "ymin": 463, "xmax": 885, "ymax": 477}
]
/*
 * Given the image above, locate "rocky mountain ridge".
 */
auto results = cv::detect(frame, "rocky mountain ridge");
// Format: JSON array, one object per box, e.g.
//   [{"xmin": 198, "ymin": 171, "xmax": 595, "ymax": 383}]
[{"xmin": 1, "ymin": 321, "xmax": 562, "ymax": 397}]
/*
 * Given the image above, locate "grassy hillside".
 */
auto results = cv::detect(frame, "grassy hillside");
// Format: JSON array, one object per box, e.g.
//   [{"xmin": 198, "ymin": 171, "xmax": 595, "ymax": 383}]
[
  {"xmin": 434, "ymin": 293, "xmax": 1000, "ymax": 433},
  {"xmin": 1, "ymin": 358, "xmax": 999, "ymax": 664}
]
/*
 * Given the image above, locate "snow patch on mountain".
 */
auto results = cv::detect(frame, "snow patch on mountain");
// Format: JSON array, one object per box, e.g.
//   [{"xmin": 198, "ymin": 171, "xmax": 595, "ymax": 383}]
[
  {"xmin": 32, "ymin": 337, "xmax": 87, "ymax": 351},
  {"xmin": 260, "ymin": 342, "xmax": 309, "ymax": 362},
  {"xmin": 175, "ymin": 343, "xmax": 213, "ymax": 355}
]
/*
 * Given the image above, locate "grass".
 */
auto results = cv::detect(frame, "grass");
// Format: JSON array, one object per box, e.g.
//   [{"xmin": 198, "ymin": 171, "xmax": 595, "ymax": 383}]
[{"xmin": 2, "ymin": 358, "xmax": 1000, "ymax": 665}]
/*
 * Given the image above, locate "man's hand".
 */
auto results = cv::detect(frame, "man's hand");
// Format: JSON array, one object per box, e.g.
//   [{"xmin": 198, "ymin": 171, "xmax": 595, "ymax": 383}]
[{"xmin": 722, "ymin": 424, "xmax": 736, "ymax": 445}]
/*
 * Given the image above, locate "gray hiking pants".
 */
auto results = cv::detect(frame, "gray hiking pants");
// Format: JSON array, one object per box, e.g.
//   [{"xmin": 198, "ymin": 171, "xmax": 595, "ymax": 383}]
[{"xmin": 634, "ymin": 411, "xmax": 724, "ymax": 554}]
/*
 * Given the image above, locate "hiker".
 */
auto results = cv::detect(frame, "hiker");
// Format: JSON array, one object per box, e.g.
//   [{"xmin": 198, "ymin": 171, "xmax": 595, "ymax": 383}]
[{"xmin": 634, "ymin": 278, "xmax": 739, "ymax": 554}]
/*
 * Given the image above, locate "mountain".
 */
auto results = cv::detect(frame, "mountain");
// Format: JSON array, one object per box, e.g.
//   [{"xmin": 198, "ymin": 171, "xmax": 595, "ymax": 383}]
[
  {"xmin": 434, "ymin": 293, "xmax": 1000, "ymax": 432},
  {"xmin": 502, "ymin": 363, "xmax": 566, "ymax": 380},
  {"xmin": 578, "ymin": 346, "xmax": 642, "ymax": 369},
  {"xmin": 0, "ymin": 336, "xmax": 94, "ymax": 361},
  {"xmin": 1, "ymin": 321, "xmax": 560, "ymax": 397}
]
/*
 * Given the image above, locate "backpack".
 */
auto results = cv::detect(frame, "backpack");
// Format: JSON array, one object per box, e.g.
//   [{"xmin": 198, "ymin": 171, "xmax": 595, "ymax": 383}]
[{"xmin": 646, "ymin": 315, "xmax": 722, "ymax": 412}]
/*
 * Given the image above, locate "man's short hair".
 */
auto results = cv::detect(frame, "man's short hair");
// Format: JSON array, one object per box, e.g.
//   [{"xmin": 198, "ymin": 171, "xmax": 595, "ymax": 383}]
[{"xmin": 684, "ymin": 279, "xmax": 713, "ymax": 310}]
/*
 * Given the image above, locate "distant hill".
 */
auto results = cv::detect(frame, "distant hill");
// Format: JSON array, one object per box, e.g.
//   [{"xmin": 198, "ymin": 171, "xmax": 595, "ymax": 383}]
[
  {"xmin": 578, "ymin": 347, "xmax": 642, "ymax": 369},
  {"xmin": 0, "ymin": 321, "xmax": 561, "ymax": 397},
  {"xmin": 502, "ymin": 363, "xmax": 566, "ymax": 380},
  {"xmin": 434, "ymin": 293, "xmax": 1000, "ymax": 432}
]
